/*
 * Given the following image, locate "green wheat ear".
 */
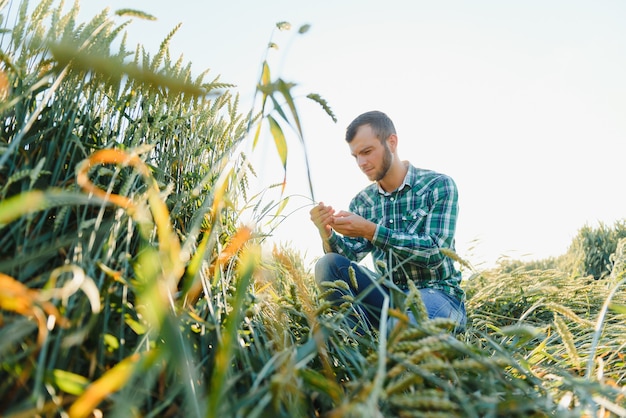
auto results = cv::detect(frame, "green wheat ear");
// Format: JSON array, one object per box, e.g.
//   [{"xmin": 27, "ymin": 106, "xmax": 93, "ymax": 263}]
[
  {"xmin": 405, "ymin": 280, "xmax": 428, "ymax": 324},
  {"xmin": 115, "ymin": 9, "xmax": 157, "ymax": 20},
  {"xmin": 554, "ymin": 313, "xmax": 581, "ymax": 369},
  {"xmin": 348, "ymin": 265, "xmax": 358, "ymax": 290}
]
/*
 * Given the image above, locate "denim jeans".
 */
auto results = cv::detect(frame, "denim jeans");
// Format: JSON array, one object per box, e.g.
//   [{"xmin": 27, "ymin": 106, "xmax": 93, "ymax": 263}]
[{"xmin": 314, "ymin": 253, "xmax": 467, "ymax": 332}]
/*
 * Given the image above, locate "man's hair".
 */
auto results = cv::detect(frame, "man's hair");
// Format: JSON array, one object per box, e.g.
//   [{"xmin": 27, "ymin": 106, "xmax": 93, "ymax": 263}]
[{"xmin": 345, "ymin": 110, "xmax": 396, "ymax": 143}]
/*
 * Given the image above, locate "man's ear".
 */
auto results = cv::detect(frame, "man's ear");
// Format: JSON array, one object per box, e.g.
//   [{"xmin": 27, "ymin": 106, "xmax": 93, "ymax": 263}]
[{"xmin": 386, "ymin": 134, "xmax": 398, "ymax": 152}]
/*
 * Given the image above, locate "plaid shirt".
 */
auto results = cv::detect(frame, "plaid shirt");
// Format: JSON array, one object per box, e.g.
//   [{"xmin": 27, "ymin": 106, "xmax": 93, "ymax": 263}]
[{"xmin": 327, "ymin": 163, "xmax": 465, "ymax": 302}]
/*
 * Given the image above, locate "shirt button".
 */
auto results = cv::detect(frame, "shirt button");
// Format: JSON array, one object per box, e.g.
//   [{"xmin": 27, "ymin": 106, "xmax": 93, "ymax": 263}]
[
  {"xmin": 389, "ymin": 220, "xmax": 394, "ymax": 224},
  {"xmin": 390, "ymin": 197, "xmax": 394, "ymax": 201}
]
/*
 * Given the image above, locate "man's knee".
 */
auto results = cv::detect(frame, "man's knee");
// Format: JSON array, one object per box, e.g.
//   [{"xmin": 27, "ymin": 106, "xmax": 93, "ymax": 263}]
[{"xmin": 314, "ymin": 253, "xmax": 345, "ymax": 285}]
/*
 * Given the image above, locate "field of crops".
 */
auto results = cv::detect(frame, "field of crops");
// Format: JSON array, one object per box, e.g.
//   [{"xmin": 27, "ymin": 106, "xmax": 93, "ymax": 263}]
[{"xmin": 1, "ymin": 2, "xmax": 625, "ymax": 417}]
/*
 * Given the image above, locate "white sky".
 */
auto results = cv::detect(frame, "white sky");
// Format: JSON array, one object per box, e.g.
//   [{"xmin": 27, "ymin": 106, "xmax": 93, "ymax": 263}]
[{"xmin": 11, "ymin": 0, "xmax": 626, "ymax": 271}]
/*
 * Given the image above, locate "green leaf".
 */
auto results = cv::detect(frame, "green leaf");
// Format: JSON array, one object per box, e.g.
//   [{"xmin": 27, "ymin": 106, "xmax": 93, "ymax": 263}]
[
  {"xmin": 268, "ymin": 93, "xmax": 289, "ymax": 123},
  {"xmin": 0, "ymin": 189, "xmax": 110, "ymax": 227},
  {"xmin": 299, "ymin": 368, "xmax": 343, "ymax": 403},
  {"xmin": 609, "ymin": 303, "xmax": 626, "ymax": 314},
  {"xmin": 276, "ymin": 79, "xmax": 302, "ymax": 138},
  {"xmin": 125, "ymin": 317, "xmax": 148, "ymax": 335},
  {"xmin": 49, "ymin": 42, "xmax": 206, "ymax": 96},
  {"xmin": 207, "ymin": 247, "xmax": 260, "ymax": 416},
  {"xmin": 182, "ymin": 231, "xmax": 211, "ymax": 294},
  {"xmin": 252, "ymin": 114, "xmax": 264, "ymax": 149},
  {"xmin": 0, "ymin": 190, "xmax": 45, "ymax": 227},
  {"xmin": 51, "ymin": 369, "xmax": 89, "ymax": 396},
  {"xmin": 104, "ymin": 333, "xmax": 120, "ymax": 351},
  {"xmin": 499, "ymin": 324, "xmax": 543, "ymax": 340}
]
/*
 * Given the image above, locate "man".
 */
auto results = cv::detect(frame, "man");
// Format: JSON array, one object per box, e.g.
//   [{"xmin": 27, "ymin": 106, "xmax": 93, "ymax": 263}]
[{"xmin": 309, "ymin": 110, "xmax": 466, "ymax": 333}]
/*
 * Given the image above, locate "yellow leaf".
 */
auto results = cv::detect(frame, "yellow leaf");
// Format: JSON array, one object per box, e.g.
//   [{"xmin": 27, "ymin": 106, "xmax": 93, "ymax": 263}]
[
  {"xmin": 260, "ymin": 61, "xmax": 271, "ymax": 86},
  {"xmin": 267, "ymin": 115, "xmax": 287, "ymax": 169},
  {"xmin": 0, "ymin": 273, "xmax": 69, "ymax": 345},
  {"xmin": 0, "ymin": 68, "xmax": 8, "ymax": 101},
  {"xmin": 218, "ymin": 226, "xmax": 253, "ymax": 265},
  {"xmin": 68, "ymin": 350, "xmax": 157, "ymax": 418},
  {"xmin": 75, "ymin": 149, "xmax": 141, "ymax": 210}
]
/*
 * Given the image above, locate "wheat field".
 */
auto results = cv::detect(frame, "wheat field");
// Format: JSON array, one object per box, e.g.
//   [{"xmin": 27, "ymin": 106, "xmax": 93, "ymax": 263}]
[{"xmin": 1, "ymin": 1, "xmax": 625, "ymax": 417}]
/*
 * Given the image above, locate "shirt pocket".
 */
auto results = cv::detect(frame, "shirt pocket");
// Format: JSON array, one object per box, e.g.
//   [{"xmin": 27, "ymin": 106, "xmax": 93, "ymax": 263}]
[{"xmin": 401, "ymin": 208, "xmax": 428, "ymax": 234}]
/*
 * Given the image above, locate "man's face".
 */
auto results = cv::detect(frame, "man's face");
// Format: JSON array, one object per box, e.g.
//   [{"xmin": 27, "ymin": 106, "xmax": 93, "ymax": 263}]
[{"xmin": 349, "ymin": 124, "xmax": 393, "ymax": 182}]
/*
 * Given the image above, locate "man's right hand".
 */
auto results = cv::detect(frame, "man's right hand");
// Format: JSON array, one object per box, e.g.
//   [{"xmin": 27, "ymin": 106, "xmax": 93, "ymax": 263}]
[{"xmin": 309, "ymin": 202, "xmax": 335, "ymax": 240}]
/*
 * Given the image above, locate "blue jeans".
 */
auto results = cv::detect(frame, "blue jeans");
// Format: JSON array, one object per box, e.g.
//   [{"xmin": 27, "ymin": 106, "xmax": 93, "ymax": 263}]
[{"xmin": 314, "ymin": 253, "xmax": 466, "ymax": 332}]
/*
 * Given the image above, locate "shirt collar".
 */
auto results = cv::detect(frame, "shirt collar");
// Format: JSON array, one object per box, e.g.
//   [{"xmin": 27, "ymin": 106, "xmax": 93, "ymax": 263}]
[{"xmin": 377, "ymin": 162, "xmax": 414, "ymax": 196}]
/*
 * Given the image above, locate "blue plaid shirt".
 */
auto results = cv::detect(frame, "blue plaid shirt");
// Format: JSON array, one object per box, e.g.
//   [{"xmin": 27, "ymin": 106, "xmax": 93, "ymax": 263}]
[{"xmin": 327, "ymin": 163, "xmax": 464, "ymax": 302}]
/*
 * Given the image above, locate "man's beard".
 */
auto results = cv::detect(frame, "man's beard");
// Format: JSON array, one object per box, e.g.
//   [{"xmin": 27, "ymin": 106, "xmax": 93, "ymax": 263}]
[{"xmin": 373, "ymin": 143, "xmax": 393, "ymax": 182}]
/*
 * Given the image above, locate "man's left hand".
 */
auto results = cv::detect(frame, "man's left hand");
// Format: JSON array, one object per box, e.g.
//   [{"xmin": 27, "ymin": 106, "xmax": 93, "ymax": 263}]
[{"xmin": 331, "ymin": 211, "xmax": 376, "ymax": 241}]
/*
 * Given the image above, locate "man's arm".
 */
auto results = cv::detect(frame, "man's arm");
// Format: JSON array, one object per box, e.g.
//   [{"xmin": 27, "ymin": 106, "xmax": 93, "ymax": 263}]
[
  {"xmin": 331, "ymin": 211, "xmax": 377, "ymax": 241},
  {"xmin": 372, "ymin": 175, "xmax": 459, "ymax": 268}
]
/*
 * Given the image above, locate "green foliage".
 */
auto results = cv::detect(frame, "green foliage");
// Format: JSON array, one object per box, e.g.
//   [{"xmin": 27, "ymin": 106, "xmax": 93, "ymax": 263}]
[
  {"xmin": 497, "ymin": 220, "xmax": 626, "ymax": 281},
  {"xmin": 497, "ymin": 256, "xmax": 560, "ymax": 274},
  {"xmin": 0, "ymin": 0, "xmax": 251, "ymax": 415},
  {"xmin": 609, "ymin": 237, "xmax": 626, "ymax": 281},
  {"xmin": 561, "ymin": 220, "xmax": 626, "ymax": 279},
  {"xmin": 0, "ymin": 0, "xmax": 248, "ymax": 278},
  {"xmin": 252, "ymin": 22, "xmax": 337, "ymax": 201}
]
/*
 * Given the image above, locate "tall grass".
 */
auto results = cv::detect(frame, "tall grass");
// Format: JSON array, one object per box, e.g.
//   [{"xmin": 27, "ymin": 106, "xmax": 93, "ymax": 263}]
[{"xmin": 1, "ymin": 1, "xmax": 625, "ymax": 417}]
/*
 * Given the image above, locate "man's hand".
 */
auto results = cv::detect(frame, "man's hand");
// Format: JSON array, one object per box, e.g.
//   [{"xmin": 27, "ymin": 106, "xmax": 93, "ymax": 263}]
[
  {"xmin": 309, "ymin": 202, "xmax": 335, "ymax": 239},
  {"xmin": 332, "ymin": 211, "xmax": 376, "ymax": 241}
]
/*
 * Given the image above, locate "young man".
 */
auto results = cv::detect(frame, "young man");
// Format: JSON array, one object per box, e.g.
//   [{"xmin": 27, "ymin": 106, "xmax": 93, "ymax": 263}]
[{"xmin": 309, "ymin": 110, "xmax": 466, "ymax": 332}]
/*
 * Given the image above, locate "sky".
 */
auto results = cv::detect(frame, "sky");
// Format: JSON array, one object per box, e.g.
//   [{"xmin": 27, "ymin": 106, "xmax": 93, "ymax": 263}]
[{"xmin": 7, "ymin": 0, "xmax": 626, "ymax": 271}]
